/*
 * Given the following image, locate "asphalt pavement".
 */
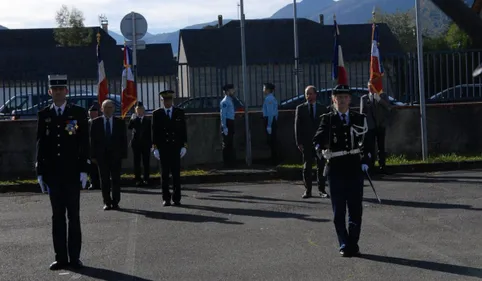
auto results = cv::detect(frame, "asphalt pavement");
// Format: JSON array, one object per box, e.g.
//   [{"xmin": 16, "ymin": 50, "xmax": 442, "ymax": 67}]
[{"xmin": 1, "ymin": 170, "xmax": 481, "ymax": 281}]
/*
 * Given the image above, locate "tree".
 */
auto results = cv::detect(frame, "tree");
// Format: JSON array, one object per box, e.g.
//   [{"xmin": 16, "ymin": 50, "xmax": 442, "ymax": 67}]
[
  {"xmin": 373, "ymin": 8, "xmax": 417, "ymax": 52},
  {"xmin": 53, "ymin": 5, "xmax": 93, "ymax": 47},
  {"xmin": 445, "ymin": 22, "xmax": 472, "ymax": 49}
]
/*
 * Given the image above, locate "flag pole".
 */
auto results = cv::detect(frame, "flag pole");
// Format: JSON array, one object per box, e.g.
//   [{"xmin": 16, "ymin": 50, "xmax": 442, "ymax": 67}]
[
  {"xmin": 415, "ymin": 0, "xmax": 428, "ymax": 161},
  {"xmin": 96, "ymin": 29, "xmax": 101, "ymax": 104}
]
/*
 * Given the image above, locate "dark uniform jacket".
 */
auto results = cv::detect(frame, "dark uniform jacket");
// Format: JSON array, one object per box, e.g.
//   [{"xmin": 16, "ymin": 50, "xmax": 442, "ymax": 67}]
[
  {"xmin": 294, "ymin": 102, "xmax": 328, "ymax": 147},
  {"xmin": 90, "ymin": 116, "xmax": 128, "ymax": 161},
  {"xmin": 128, "ymin": 116, "xmax": 152, "ymax": 149},
  {"xmin": 35, "ymin": 103, "xmax": 90, "ymax": 183},
  {"xmin": 151, "ymin": 107, "xmax": 187, "ymax": 152},
  {"xmin": 312, "ymin": 110, "xmax": 370, "ymax": 175}
]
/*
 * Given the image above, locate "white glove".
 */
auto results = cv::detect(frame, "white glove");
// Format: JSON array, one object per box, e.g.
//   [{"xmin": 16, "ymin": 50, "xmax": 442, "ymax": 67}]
[
  {"xmin": 153, "ymin": 149, "xmax": 160, "ymax": 160},
  {"xmin": 223, "ymin": 127, "xmax": 228, "ymax": 136},
  {"xmin": 322, "ymin": 149, "xmax": 332, "ymax": 160},
  {"xmin": 361, "ymin": 164, "xmax": 369, "ymax": 172},
  {"xmin": 37, "ymin": 176, "xmax": 46, "ymax": 194},
  {"xmin": 373, "ymin": 93, "xmax": 381, "ymax": 101},
  {"xmin": 80, "ymin": 173, "xmax": 88, "ymax": 189},
  {"xmin": 131, "ymin": 113, "xmax": 137, "ymax": 119},
  {"xmin": 266, "ymin": 127, "xmax": 272, "ymax": 134},
  {"xmin": 180, "ymin": 147, "xmax": 187, "ymax": 158}
]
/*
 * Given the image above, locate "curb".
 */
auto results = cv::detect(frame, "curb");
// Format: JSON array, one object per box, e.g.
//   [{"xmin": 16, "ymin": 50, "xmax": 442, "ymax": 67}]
[{"xmin": 2, "ymin": 161, "xmax": 482, "ymax": 194}]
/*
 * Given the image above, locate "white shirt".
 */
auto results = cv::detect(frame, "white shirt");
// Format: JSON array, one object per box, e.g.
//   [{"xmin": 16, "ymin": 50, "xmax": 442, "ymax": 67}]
[
  {"xmin": 337, "ymin": 109, "xmax": 349, "ymax": 124},
  {"xmin": 103, "ymin": 115, "xmax": 113, "ymax": 134},
  {"xmin": 53, "ymin": 102, "xmax": 66, "ymax": 116},
  {"xmin": 164, "ymin": 107, "xmax": 173, "ymax": 119}
]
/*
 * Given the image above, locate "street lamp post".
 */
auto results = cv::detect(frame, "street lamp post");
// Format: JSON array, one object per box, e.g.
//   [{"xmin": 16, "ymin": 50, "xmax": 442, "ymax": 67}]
[
  {"xmin": 415, "ymin": 0, "xmax": 428, "ymax": 161},
  {"xmin": 293, "ymin": 0, "xmax": 300, "ymax": 96}
]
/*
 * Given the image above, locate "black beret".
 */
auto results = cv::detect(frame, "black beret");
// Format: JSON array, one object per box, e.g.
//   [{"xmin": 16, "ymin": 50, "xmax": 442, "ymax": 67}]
[
  {"xmin": 135, "ymin": 101, "xmax": 144, "ymax": 107},
  {"xmin": 88, "ymin": 104, "xmax": 99, "ymax": 111}
]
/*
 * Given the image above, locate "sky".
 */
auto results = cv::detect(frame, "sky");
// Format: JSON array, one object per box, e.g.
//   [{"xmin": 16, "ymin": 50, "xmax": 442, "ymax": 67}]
[{"xmin": 0, "ymin": 0, "xmax": 294, "ymax": 34}]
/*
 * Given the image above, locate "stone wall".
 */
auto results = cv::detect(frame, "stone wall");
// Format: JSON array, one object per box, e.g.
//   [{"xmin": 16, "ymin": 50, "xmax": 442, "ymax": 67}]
[{"xmin": 0, "ymin": 103, "xmax": 480, "ymax": 179}]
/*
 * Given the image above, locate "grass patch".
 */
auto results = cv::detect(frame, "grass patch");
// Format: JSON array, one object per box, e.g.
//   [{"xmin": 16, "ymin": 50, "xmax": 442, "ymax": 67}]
[
  {"xmin": 0, "ymin": 169, "xmax": 210, "ymax": 186},
  {"xmin": 278, "ymin": 153, "xmax": 482, "ymax": 169}
]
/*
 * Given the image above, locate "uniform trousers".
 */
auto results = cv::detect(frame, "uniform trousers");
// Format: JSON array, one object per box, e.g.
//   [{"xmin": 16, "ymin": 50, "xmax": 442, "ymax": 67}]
[
  {"xmin": 222, "ymin": 119, "xmax": 236, "ymax": 166},
  {"xmin": 160, "ymin": 145, "xmax": 181, "ymax": 203},
  {"xmin": 132, "ymin": 144, "xmax": 151, "ymax": 181},
  {"xmin": 47, "ymin": 180, "xmax": 81, "ymax": 263},
  {"xmin": 264, "ymin": 118, "xmax": 278, "ymax": 164},
  {"xmin": 365, "ymin": 127, "xmax": 387, "ymax": 169},
  {"xmin": 328, "ymin": 167, "xmax": 364, "ymax": 251}
]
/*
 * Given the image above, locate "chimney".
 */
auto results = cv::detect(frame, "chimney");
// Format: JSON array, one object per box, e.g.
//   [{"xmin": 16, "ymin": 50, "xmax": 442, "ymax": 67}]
[
  {"xmin": 319, "ymin": 14, "xmax": 324, "ymax": 25},
  {"xmin": 218, "ymin": 15, "xmax": 223, "ymax": 28},
  {"xmin": 100, "ymin": 15, "xmax": 108, "ymax": 33}
]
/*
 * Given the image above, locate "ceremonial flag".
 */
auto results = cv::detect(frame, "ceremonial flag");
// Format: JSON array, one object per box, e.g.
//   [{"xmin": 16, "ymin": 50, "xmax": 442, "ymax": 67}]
[
  {"xmin": 96, "ymin": 32, "xmax": 109, "ymax": 105},
  {"xmin": 369, "ymin": 23, "xmax": 384, "ymax": 94},
  {"xmin": 121, "ymin": 44, "xmax": 137, "ymax": 118},
  {"xmin": 332, "ymin": 16, "xmax": 348, "ymax": 85}
]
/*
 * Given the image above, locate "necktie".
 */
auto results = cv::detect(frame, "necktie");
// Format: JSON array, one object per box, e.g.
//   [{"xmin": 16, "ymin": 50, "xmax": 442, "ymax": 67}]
[
  {"xmin": 106, "ymin": 118, "xmax": 111, "ymax": 138},
  {"xmin": 57, "ymin": 108, "xmax": 62, "ymax": 116},
  {"xmin": 310, "ymin": 104, "xmax": 314, "ymax": 121},
  {"xmin": 341, "ymin": 113, "xmax": 347, "ymax": 125},
  {"xmin": 167, "ymin": 109, "xmax": 171, "ymax": 119}
]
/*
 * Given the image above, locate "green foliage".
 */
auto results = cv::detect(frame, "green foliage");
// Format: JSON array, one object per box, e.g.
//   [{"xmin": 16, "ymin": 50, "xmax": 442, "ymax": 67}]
[
  {"xmin": 445, "ymin": 23, "xmax": 472, "ymax": 49},
  {"xmin": 373, "ymin": 7, "xmax": 417, "ymax": 52},
  {"xmin": 53, "ymin": 5, "xmax": 93, "ymax": 47}
]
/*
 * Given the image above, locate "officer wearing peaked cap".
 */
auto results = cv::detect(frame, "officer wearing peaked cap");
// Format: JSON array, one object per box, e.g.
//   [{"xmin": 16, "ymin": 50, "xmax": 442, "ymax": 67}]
[
  {"xmin": 151, "ymin": 90, "xmax": 188, "ymax": 206},
  {"xmin": 220, "ymin": 83, "xmax": 236, "ymax": 167},
  {"xmin": 36, "ymin": 74, "xmax": 89, "ymax": 270},
  {"xmin": 312, "ymin": 84, "xmax": 370, "ymax": 257},
  {"xmin": 262, "ymin": 82, "xmax": 279, "ymax": 164}
]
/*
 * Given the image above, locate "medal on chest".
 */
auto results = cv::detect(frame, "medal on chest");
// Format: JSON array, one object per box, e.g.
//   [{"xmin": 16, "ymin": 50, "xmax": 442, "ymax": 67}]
[{"xmin": 333, "ymin": 136, "xmax": 337, "ymax": 144}]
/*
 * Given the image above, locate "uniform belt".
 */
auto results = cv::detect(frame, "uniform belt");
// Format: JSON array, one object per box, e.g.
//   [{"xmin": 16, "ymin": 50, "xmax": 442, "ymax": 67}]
[{"xmin": 330, "ymin": 148, "xmax": 361, "ymax": 158}]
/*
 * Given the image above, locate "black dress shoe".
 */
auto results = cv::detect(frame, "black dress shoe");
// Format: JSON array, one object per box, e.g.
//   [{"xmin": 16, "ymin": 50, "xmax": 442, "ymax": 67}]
[
  {"xmin": 70, "ymin": 260, "xmax": 83, "ymax": 269},
  {"xmin": 173, "ymin": 201, "xmax": 181, "ymax": 206},
  {"xmin": 112, "ymin": 204, "xmax": 120, "ymax": 210},
  {"xmin": 163, "ymin": 201, "xmax": 171, "ymax": 206},
  {"xmin": 49, "ymin": 261, "xmax": 68, "ymax": 270},
  {"xmin": 103, "ymin": 205, "xmax": 111, "ymax": 211},
  {"xmin": 302, "ymin": 192, "xmax": 312, "ymax": 199}
]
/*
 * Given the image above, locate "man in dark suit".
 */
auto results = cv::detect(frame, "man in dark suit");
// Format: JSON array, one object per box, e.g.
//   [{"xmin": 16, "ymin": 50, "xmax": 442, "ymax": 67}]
[
  {"xmin": 294, "ymin": 85, "xmax": 329, "ymax": 199},
  {"xmin": 36, "ymin": 74, "xmax": 89, "ymax": 270},
  {"xmin": 90, "ymin": 99, "xmax": 128, "ymax": 210},
  {"xmin": 87, "ymin": 104, "xmax": 101, "ymax": 190},
  {"xmin": 360, "ymin": 83, "xmax": 392, "ymax": 174},
  {"xmin": 151, "ymin": 90, "xmax": 188, "ymax": 206},
  {"xmin": 128, "ymin": 101, "xmax": 152, "ymax": 186}
]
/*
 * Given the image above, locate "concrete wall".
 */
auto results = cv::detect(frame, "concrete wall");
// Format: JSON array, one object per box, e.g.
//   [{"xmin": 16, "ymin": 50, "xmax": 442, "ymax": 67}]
[{"xmin": 0, "ymin": 103, "xmax": 480, "ymax": 179}]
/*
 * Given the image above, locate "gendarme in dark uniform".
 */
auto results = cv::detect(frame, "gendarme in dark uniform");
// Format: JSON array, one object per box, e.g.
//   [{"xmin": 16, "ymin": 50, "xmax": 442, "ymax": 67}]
[
  {"xmin": 36, "ymin": 74, "xmax": 89, "ymax": 270},
  {"xmin": 151, "ymin": 90, "xmax": 188, "ymax": 206},
  {"xmin": 312, "ymin": 84, "xmax": 370, "ymax": 257}
]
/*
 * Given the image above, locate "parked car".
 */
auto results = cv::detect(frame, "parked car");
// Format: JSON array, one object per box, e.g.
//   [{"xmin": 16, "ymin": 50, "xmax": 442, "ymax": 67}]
[
  {"xmin": 427, "ymin": 84, "xmax": 482, "ymax": 103},
  {"xmin": 4, "ymin": 93, "xmax": 133, "ymax": 120},
  {"xmin": 279, "ymin": 87, "xmax": 406, "ymax": 110},
  {"xmin": 177, "ymin": 96, "xmax": 245, "ymax": 113}
]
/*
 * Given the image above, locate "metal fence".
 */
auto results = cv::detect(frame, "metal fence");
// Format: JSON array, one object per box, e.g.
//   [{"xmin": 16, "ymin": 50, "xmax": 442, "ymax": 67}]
[{"xmin": 3, "ymin": 49, "xmax": 482, "ymax": 117}]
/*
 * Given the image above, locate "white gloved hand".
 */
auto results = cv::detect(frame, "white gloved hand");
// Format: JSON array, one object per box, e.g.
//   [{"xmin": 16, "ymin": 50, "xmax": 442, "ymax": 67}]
[
  {"xmin": 153, "ymin": 149, "xmax": 160, "ymax": 160},
  {"xmin": 361, "ymin": 164, "xmax": 369, "ymax": 172},
  {"xmin": 180, "ymin": 147, "xmax": 187, "ymax": 158},
  {"xmin": 266, "ymin": 127, "xmax": 272, "ymax": 135},
  {"xmin": 80, "ymin": 173, "xmax": 88, "ymax": 189},
  {"xmin": 37, "ymin": 176, "xmax": 46, "ymax": 194},
  {"xmin": 131, "ymin": 113, "xmax": 137, "ymax": 119},
  {"xmin": 373, "ymin": 93, "xmax": 381, "ymax": 101},
  {"xmin": 223, "ymin": 128, "xmax": 228, "ymax": 136},
  {"xmin": 322, "ymin": 149, "xmax": 332, "ymax": 160}
]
